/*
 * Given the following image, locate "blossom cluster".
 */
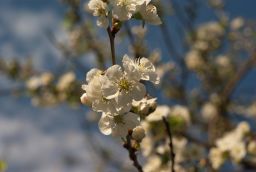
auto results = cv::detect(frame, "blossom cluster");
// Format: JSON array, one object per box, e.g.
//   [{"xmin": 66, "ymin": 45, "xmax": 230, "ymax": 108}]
[
  {"xmin": 26, "ymin": 71, "xmax": 80, "ymax": 106},
  {"xmin": 185, "ymin": 22, "xmax": 225, "ymax": 71},
  {"xmin": 86, "ymin": 0, "xmax": 162, "ymax": 28},
  {"xmin": 81, "ymin": 54, "xmax": 159, "ymax": 137},
  {"xmin": 139, "ymin": 106, "xmax": 207, "ymax": 171},
  {"xmin": 209, "ymin": 122, "xmax": 252, "ymax": 169}
]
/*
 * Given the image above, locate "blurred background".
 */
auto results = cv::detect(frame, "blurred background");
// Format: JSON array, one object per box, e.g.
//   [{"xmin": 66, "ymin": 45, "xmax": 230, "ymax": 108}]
[{"xmin": 0, "ymin": 0, "xmax": 256, "ymax": 172}]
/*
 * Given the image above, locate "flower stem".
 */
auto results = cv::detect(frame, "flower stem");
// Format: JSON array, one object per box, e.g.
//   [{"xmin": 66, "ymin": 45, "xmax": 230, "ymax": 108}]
[
  {"xmin": 162, "ymin": 117, "xmax": 176, "ymax": 172},
  {"xmin": 107, "ymin": 26, "xmax": 116, "ymax": 65},
  {"xmin": 123, "ymin": 130, "xmax": 143, "ymax": 172}
]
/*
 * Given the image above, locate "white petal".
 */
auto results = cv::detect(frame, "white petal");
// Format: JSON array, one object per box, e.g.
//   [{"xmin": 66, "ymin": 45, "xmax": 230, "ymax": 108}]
[
  {"xmin": 116, "ymin": 91, "xmax": 133, "ymax": 108},
  {"xmin": 86, "ymin": 68, "xmax": 102, "ymax": 82},
  {"xmin": 105, "ymin": 65, "xmax": 123, "ymax": 82},
  {"xmin": 112, "ymin": 112, "xmax": 140, "ymax": 137},
  {"xmin": 101, "ymin": 76, "xmax": 119, "ymax": 99},
  {"xmin": 147, "ymin": 71, "xmax": 160, "ymax": 84},
  {"xmin": 140, "ymin": 3, "xmax": 162, "ymax": 25},
  {"xmin": 86, "ymin": 78, "xmax": 102, "ymax": 101},
  {"xmin": 98, "ymin": 113, "xmax": 113, "ymax": 135},
  {"xmin": 130, "ymin": 82, "xmax": 146, "ymax": 101},
  {"xmin": 139, "ymin": 57, "xmax": 155, "ymax": 71},
  {"xmin": 92, "ymin": 100, "xmax": 116, "ymax": 114}
]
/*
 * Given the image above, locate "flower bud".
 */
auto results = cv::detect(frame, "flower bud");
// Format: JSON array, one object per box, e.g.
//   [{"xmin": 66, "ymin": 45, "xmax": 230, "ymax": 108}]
[
  {"xmin": 132, "ymin": 126, "xmax": 145, "ymax": 142},
  {"xmin": 236, "ymin": 121, "xmax": 250, "ymax": 136},
  {"xmin": 80, "ymin": 93, "xmax": 91, "ymax": 106}
]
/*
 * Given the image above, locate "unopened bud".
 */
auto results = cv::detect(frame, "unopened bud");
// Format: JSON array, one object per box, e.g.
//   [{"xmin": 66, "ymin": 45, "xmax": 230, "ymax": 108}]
[
  {"xmin": 132, "ymin": 126, "xmax": 145, "ymax": 142},
  {"xmin": 80, "ymin": 93, "xmax": 91, "ymax": 106}
]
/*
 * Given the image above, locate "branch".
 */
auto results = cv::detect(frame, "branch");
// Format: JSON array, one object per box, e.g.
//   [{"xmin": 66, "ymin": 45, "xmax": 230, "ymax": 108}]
[
  {"xmin": 221, "ymin": 51, "xmax": 256, "ymax": 102},
  {"xmin": 107, "ymin": 26, "xmax": 116, "ymax": 65},
  {"xmin": 162, "ymin": 117, "xmax": 175, "ymax": 172},
  {"xmin": 123, "ymin": 130, "xmax": 143, "ymax": 172}
]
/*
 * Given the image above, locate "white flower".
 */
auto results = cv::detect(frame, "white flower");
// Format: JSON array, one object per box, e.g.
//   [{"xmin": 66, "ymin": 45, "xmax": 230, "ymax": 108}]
[
  {"xmin": 26, "ymin": 73, "xmax": 53, "ymax": 90},
  {"xmin": 132, "ymin": 97, "xmax": 157, "ymax": 116},
  {"xmin": 201, "ymin": 102, "xmax": 218, "ymax": 120},
  {"xmin": 143, "ymin": 155, "xmax": 162, "ymax": 172},
  {"xmin": 230, "ymin": 17, "xmax": 244, "ymax": 30},
  {"xmin": 248, "ymin": 141, "xmax": 256, "ymax": 155},
  {"xmin": 235, "ymin": 121, "xmax": 250, "ymax": 136},
  {"xmin": 102, "ymin": 65, "xmax": 146, "ymax": 109},
  {"xmin": 209, "ymin": 148, "xmax": 225, "ymax": 169},
  {"xmin": 216, "ymin": 132, "xmax": 239, "ymax": 152},
  {"xmin": 86, "ymin": 68, "xmax": 103, "ymax": 82},
  {"xmin": 26, "ymin": 76, "xmax": 42, "ymax": 91},
  {"xmin": 87, "ymin": 0, "xmax": 109, "ymax": 28},
  {"xmin": 230, "ymin": 142, "xmax": 246, "ymax": 162},
  {"xmin": 84, "ymin": 74, "xmax": 129, "ymax": 114},
  {"xmin": 98, "ymin": 112, "xmax": 140, "ymax": 137},
  {"xmin": 57, "ymin": 72, "xmax": 76, "ymax": 91},
  {"xmin": 139, "ymin": 2, "xmax": 162, "ymax": 25},
  {"xmin": 170, "ymin": 105, "xmax": 191, "ymax": 125},
  {"xmin": 185, "ymin": 49, "xmax": 204, "ymax": 70},
  {"xmin": 122, "ymin": 54, "xmax": 160, "ymax": 84},
  {"xmin": 111, "ymin": 0, "xmax": 138, "ymax": 21},
  {"xmin": 146, "ymin": 105, "xmax": 170, "ymax": 121},
  {"xmin": 140, "ymin": 137, "xmax": 154, "ymax": 156}
]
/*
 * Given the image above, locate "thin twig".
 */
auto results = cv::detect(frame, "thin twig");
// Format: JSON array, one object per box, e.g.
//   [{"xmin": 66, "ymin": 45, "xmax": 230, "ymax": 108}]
[
  {"xmin": 123, "ymin": 130, "xmax": 143, "ymax": 172},
  {"xmin": 162, "ymin": 117, "xmax": 175, "ymax": 172},
  {"xmin": 107, "ymin": 26, "xmax": 116, "ymax": 65},
  {"xmin": 221, "ymin": 51, "xmax": 256, "ymax": 102}
]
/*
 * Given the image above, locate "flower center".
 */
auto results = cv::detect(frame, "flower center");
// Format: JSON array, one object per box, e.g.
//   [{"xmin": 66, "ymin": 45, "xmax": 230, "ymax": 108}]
[
  {"xmin": 118, "ymin": 78, "xmax": 131, "ymax": 92},
  {"xmin": 114, "ymin": 115, "xmax": 125, "ymax": 124}
]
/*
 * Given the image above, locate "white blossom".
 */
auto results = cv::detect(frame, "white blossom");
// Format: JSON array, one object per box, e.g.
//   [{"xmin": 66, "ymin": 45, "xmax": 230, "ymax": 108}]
[
  {"xmin": 209, "ymin": 148, "xmax": 225, "ymax": 169},
  {"xmin": 87, "ymin": 0, "xmax": 109, "ymax": 28},
  {"xmin": 146, "ymin": 105, "xmax": 170, "ymax": 122},
  {"xmin": 57, "ymin": 72, "xmax": 76, "ymax": 91},
  {"xmin": 132, "ymin": 97, "xmax": 157, "ymax": 116},
  {"xmin": 230, "ymin": 142, "xmax": 246, "ymax": 162},
  {"xmin": 98, "ymin": 112, "xmax": 140, "ymax": 137},
  {"xmin": 170, "ymin": 105, "xmax": 191, "ymax": 125},
  {"xmin": 111, "ymin": 0, "xmax": 138, "ymax": 21},
  {"xmin": 185, "ymin": 49, "xmax": 205, "ymax": 70},
  {"xmin": 122, "ymin": 54, "xmax": 160, "ymax": 84},
  {"xmin": 201, "ymin": 102, "xmax": 218, "ymax": 120},
  {"xmin": 101, "ymin": 64, "xmax": 146, "ymax": 108},
  {"xmin": 248, "ymin": 141, "xmax": 256, "ymax": 155},
  {"xmin": 230, "ymin": 17, "xmax": 244, "ymax": 30},
  {"xmin": 139, "ymin": 2, "xmax": 162, "ymax": 25},
  {"xmin": 84, "ymin": 73, "xmax": 128, "ymax": 114}
]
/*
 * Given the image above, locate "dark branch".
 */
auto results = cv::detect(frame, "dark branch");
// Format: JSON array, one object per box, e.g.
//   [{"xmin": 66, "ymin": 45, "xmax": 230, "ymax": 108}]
[
  {"xmin": 123, "ymin": 130, "xmax": 143, "ymax": 172},
  {"xmin": 107, "ymin": 26, "xmax": 116, "ymax": 65},
  {"xmin": 162, "ymin": 117, "xmax": 176, "ymax": 172}
]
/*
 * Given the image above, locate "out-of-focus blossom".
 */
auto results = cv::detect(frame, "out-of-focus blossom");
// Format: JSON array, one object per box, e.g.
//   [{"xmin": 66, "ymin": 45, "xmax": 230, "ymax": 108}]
[{"xmin": 230, "ymin": 17, "xmax": 244, "ymax": 30}]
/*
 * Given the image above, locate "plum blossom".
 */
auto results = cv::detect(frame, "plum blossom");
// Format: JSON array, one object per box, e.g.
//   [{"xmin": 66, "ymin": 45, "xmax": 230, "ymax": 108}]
[
  {"xmin": 102, "ymin": 64, "xmax": 146, "ymax": 109},
  {"xmin": 111, "ymin": 0, "xmax": 139, "ymax": 21},
  {"xmin": 122, "ymin": 54, "xmax": 160, "ymax": 84},
  {"xmin": 81, "ymin": 55, "xmax": 159, "ymax": 137},
  {"xmin": 87, "ymin": 0, "xmax": 109, "ymax": 28},
  {"xmin": 98, "ymin": 112, "xmax": 140, "ymax": 137},
  {"xmin": 138, "ymin": 2, "xmax": 162, "ymax": 25},
  {"xmin": 82, "ymin": 71, "xmax": 128, "ymax": 114}
]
